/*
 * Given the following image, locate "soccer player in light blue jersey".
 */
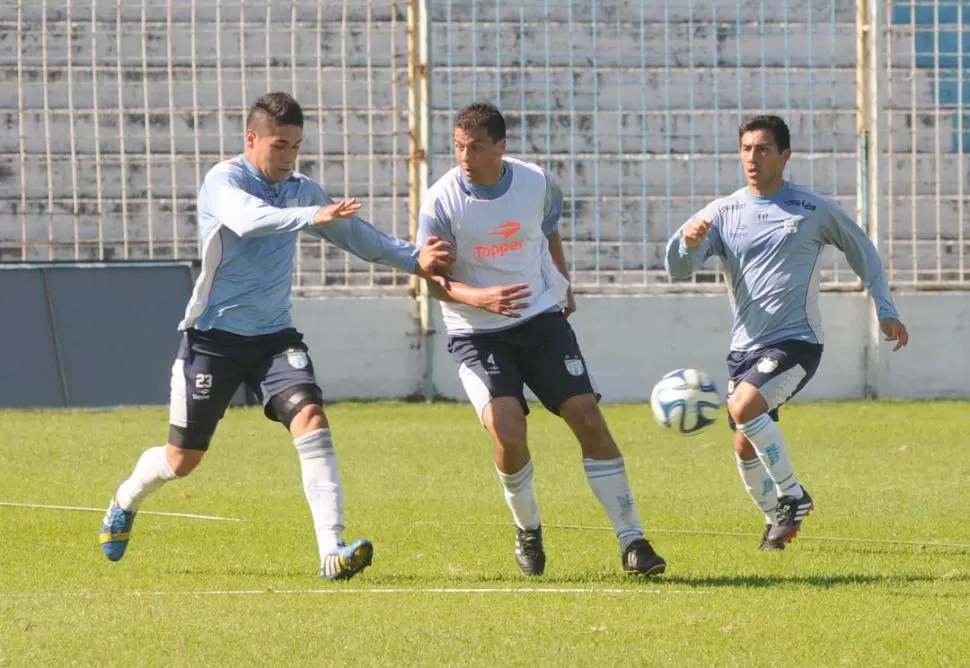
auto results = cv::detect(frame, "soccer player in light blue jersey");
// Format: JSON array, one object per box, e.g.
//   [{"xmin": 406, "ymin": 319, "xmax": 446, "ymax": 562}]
[
  {"xmin": 665, "ymin": 115, "xmax": 910, "ymax": 550},
  {"xmin": 98, "ymin": 92, "xmax": 455, "ymax": 579}
]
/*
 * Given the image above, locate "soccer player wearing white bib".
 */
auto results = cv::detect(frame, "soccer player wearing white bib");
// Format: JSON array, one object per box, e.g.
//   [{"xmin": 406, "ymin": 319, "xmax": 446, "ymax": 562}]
[
  {"xmin": 665, "ymin": 115, "xmax": 910, "ymax": 550},
  {"xmin": 418, "ymin": 103, "xmax": 666, "ymax": 577}
]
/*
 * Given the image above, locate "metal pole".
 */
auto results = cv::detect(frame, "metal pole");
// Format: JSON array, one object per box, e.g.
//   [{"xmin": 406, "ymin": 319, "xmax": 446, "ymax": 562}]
[
  {"xmin": 864, "ymin": 0, "xmax": 886, "ymax": 398},
  {"xmin": 408, "ymin": 0, "xmax": 434, "ymax": 401},
  {"xmin": 857, "ymin": 0, "xmax": 880, "ymax": 399}
]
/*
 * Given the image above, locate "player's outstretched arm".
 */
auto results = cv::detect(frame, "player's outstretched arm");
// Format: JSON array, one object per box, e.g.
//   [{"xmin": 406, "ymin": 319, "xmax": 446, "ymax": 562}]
[
  {"xmin": 303, "ymin": 184, "xmax": 454, "ymax": 275},
  {"xmin": 205, "ymin": 167, "xmax": 325, "ymax": 238}
]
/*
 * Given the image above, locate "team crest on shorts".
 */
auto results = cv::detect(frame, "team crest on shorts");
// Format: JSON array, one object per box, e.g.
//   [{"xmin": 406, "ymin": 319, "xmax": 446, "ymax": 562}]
[
  {"xmin": 756, "ymin": 356, "xmax": 779, "ymax": 374},
  {"xmin": 286, "ymin": 349, "xmax": 309, "ymax": 369},
  {"xmin": 564, "ymin": 355, "xmax": 585, "ymax": 377}
]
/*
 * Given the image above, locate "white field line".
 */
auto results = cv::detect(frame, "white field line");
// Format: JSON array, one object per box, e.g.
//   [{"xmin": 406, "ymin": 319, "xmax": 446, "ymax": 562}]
[
  {"xmin": 122, "ymin": 587, "xmax": 709, "ymax": 597},
  {"xmin": 5, "ymin": 503, "xmax": 967, "ymax": 548},
  {"xmin": 0, "ymin": 501, "xmax": 242, "ymax": 522}
]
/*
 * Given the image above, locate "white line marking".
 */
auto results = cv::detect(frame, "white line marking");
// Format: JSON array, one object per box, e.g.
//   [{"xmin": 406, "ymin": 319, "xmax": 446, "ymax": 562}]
[
  {"xmin": 0, "ymin": 502, "xmax": 242, "ymax": 522},
  {"xmin": 124, "ymin": 587, "xmax": 706, "ymax": 597},
  {"xmin": 409, "ymin": 521, "xmax": 970, "ymax": 549}
]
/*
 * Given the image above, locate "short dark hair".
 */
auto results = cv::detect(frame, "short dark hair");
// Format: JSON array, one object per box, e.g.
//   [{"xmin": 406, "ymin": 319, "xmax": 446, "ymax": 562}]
[
  {"xmin": 246, "ymin": 92, "xmax": 304, "ymax": 130},
  {"xmin": 739, "ymin": 115, "xmax": 790, "ymax": 152},
  {"xmin": 454, "ymin": 102, "xmax": 506, "ymax": 143}
]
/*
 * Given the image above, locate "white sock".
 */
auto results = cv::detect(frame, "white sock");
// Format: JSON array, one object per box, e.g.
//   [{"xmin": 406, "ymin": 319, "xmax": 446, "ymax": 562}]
[
  {"xmin": 496, "ymin": 459, "xmax": 541, "ymax": 531},
  {"xmin": 735, "ymin": 454, "xmax": 778, "ymax": 523},
  {"xmin": 737, "ymin": 414, "xmax": 804, "ymax": 499},
  {"xmin": 294, "ymin": 429, "xmax": 343, "ymax": 562},
  {"xmin": 115, "ymin": 446, "xmax": 178, "ymax": 511},
  {"xmin": 583, "ymin": 457, "xmax": 644, "ymax": 551}
]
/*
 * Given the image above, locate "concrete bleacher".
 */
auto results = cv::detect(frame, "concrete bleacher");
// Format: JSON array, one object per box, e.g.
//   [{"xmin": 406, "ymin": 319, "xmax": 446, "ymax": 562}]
[{"xmin": 0, "ymin": 1, "xmax": 966, "ymax": 285}]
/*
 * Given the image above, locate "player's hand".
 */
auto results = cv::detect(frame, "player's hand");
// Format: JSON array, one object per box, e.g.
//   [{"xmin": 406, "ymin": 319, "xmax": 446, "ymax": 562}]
[
  {"xmin": 473, "ymin": 283, "xmax": 532, "ymax": 317},
  {"xmin": 562, "ymin": 286, "xmax": 577, "ymax": 318},
  {"xmin": 879, "ymin": 318, "xmax": 910, "ymax": 351},
  {"xmin": 313, "ymin": 198, "xmax": 362, "ymax": 225},
  {"xmin": 682, "ymin": 218, "xmax": 713, "ymax": 249},
  {"xmin": 415, "ymin": 236, "xmax": 456, "ymax": 279}
]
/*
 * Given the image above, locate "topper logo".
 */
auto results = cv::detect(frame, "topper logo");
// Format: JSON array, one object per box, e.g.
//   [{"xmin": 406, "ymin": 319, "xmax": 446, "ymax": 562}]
[{"xmin": 475, "ymin": 221, "xmax": 524, "ymax": 258}]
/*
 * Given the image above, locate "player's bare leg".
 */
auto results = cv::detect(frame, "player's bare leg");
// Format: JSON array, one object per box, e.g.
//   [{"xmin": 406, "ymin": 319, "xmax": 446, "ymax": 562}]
[{"xmin": 559, "ymin": 394, "xmax": 665, "ymax": 575}]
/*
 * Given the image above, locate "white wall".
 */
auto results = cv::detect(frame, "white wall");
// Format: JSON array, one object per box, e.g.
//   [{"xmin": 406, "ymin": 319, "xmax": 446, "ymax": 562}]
[{"xmin": 293, "ymin": 292, "xmax": 970, "ymax": 402}]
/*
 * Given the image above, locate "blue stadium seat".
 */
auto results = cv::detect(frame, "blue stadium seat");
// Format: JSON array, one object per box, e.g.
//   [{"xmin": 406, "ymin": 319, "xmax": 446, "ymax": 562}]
[{"xmin": 894, "ymin": 1, "xmax": 970, "ymax": 151}]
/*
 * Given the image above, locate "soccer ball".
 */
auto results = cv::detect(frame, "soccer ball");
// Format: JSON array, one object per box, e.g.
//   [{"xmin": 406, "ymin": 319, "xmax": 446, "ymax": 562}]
[{"xmin": 650, "ymin": 368, "xmax": 721, "ymax": 435}]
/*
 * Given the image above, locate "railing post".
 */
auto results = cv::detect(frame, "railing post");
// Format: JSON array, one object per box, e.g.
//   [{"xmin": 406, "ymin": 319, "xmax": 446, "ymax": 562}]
[
  {"xmin": 858, "ymin": 0, "xmax": 886, "ymax": 399},
  {"xmin": 408, "ymin": 0, "xmax": 434, "ymax": 400}
]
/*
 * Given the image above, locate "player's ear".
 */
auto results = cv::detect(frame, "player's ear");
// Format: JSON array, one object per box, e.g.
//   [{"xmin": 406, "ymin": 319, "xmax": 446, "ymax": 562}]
[
  {"xmin": 244, "ymin": 127, "xmax": 257, "ymax": 149},
  {"xmin": 780, "ymin": 147, "xmax": 792, "ymax": 162},
  {"xmin": 497, "ymin": 137, "xmax": 507, "ymax": 154}
]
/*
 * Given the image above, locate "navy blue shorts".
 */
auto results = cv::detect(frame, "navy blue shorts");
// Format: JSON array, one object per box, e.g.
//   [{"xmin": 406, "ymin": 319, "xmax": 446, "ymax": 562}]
[
  {"xmin": 447, "ymin": 312, "xmax": 597, "ymax": 421},
  {"xmin": 168, "ymin": 328, "xmax": 321, "ymax": 450},
  {"xmin": 726, "ymin": 340, "xmax": 823, "ymax": 429}
]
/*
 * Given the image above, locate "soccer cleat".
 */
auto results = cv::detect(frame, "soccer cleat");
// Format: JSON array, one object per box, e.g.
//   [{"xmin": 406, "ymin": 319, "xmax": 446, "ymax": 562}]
[
  {"xmin": 320, "ymin": 538, "xmax": 374, "ymax": 581},
  {"xmin": 758, "ymin": 524, "xmax": 786, "ymax": 551},
  {"xmin": 99, "ymin": 497, "xmax": 137, "ymax": 562},
  {"xmin": 622, "ymin": 538, "xmax": 667, "ymax": 576},
  {"xmin": 766, "ymin": 489, "xmax": 814, "ymax": 545},
  {"xmin": 514, "ymin": 526, "xmax": 546, "ymax": 576}
]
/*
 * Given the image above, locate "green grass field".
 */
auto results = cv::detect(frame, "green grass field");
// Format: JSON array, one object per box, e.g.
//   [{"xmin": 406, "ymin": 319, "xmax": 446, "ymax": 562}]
[{"xmin": 1, "ymin": 400, "xmax": 968, "ymax": 666}]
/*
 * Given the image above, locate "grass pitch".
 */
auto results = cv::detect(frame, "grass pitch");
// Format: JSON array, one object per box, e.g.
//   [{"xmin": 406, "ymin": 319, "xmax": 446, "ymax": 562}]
[{"xmin": 1, "ymin": 401, "xmax": 968, "ymax": 666}]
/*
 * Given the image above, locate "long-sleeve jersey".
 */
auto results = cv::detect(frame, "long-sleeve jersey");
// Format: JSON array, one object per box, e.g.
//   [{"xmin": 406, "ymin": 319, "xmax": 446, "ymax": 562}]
[
  {"xmin": 665, "ymin": 182, "xmax": 898, "ymax": 352},
  {"xmin": 179, "ymin": 155, "xmax": 420, "ymax": 336}
]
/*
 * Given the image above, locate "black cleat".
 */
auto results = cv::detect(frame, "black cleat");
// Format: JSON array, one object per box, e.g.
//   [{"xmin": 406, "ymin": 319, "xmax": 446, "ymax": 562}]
[
  {"xmin": 766, "ymin": 488, "xmax": 814, "ymax": 545},
  {"xmin": 514, "ymin": 526, "xmax": 546, "ymax": 576},
  {"xmin": 758, "ymin": 524, "xmax": 786, "ymax": 551},
  {"xmin": 622, "ymin": 538, "xmax": 667, "ymax": 576}
]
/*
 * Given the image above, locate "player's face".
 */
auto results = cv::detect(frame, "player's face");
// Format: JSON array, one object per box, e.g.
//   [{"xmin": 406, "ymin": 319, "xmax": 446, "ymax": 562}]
[
  {"xmin": 246, "ymin": 121, "xmax": 303, "ymax": 183},
  {"xmin": 454, "ymin": 126, "xmax": 506, "ymax": 185},
  {"xmin": 739, "ymin": 128, "xmax": 790, "ymax": 194}
]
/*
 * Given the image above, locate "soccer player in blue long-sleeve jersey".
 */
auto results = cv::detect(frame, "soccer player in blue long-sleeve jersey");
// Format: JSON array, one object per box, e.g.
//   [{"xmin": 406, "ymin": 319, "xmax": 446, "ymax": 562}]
[
  {"xmin": 98, "ymin": 92, "xmax": 455, "ymax": 579},
  {"xmin": 665, "ymin": 115, "xmax": 910, "ymax": 550}
]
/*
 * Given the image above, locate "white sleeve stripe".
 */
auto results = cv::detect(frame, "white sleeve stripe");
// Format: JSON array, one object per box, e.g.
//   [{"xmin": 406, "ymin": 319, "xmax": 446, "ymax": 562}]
[{"xmin": 177, "ymin": 225, "xmax": 224, "ymax": 331}]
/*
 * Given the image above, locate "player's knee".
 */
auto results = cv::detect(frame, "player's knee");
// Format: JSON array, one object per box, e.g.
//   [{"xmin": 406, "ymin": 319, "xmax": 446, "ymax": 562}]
[
  {"xmin": 289, "ymin": 403, "xmax": 326, "ymax": 435},
  {"xmin": 164, "ymin": 443, "xmax": 205, "ymax": 477},
  {"xmin": 268, "ymin": 384, "xmax": 324, "ymax": 431},
  {"xmin": 727, "ymin": 393, "xmax": 764, "ymax": 426}
]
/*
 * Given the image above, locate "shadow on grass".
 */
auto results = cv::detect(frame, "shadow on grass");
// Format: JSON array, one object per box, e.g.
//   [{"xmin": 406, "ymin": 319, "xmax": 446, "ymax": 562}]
[{"xmin": 352, "ymin": 569, "xmax": 970, "ymax": 590}]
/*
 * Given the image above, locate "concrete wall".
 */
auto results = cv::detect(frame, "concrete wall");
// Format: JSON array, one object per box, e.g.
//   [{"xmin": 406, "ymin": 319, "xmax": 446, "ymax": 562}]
[{"xmin": 295, "ymin": 292, "xmax": 970, "ymax": 402}]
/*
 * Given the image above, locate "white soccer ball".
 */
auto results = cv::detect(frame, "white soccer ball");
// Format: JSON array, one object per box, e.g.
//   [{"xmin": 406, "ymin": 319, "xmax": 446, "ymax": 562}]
[{"xmin": 650, "ymin": 368, "xmax": 721, "ymax": 435}]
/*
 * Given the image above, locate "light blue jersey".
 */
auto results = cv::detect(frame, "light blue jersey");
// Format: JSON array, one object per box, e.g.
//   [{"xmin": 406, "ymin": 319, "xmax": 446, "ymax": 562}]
[
  {"xmin": 665, "ymin": 182, "xmax": 899, "ymax": 352},
  {"xmin": 179, "ymin": 155, "xmax": 420, "ymax": 336}
]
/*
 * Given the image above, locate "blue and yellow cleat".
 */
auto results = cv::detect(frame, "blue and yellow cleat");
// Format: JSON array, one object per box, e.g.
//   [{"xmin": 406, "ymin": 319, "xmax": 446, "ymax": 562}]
[
  {"xmin": 320, "ymin": 538, "xmax": 374, "ymax": 581},
  {"xmin": 99, "ymin": 497, "xmax": 137, "ymax": 562}
]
